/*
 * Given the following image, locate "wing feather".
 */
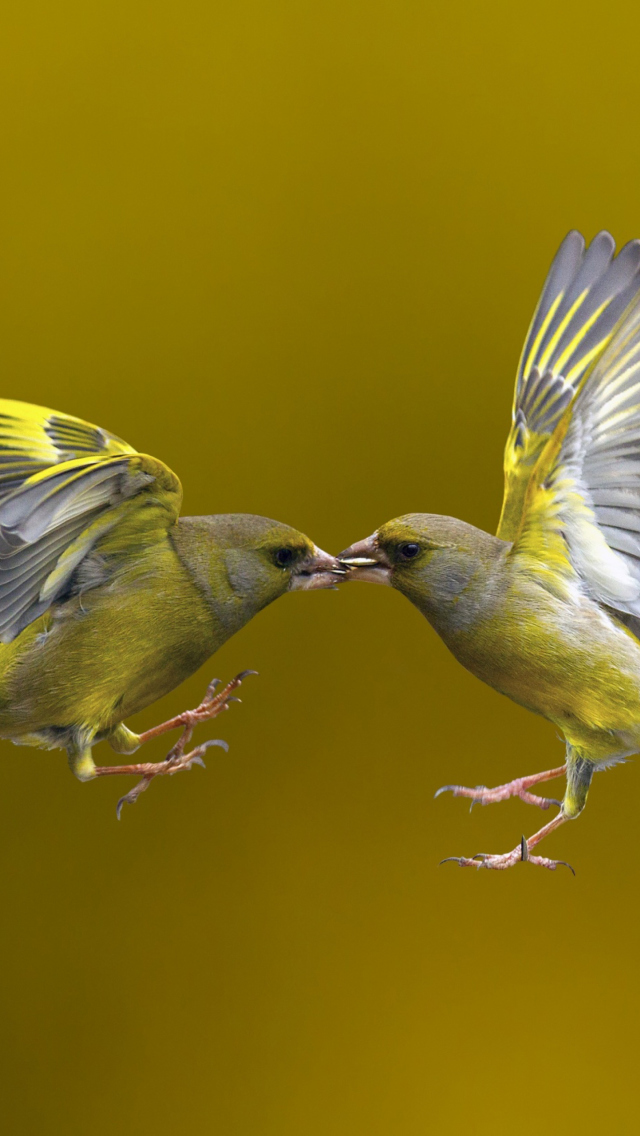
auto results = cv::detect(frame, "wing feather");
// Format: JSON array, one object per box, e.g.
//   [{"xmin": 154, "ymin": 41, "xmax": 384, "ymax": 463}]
[
  {"xmin": 498, "ymin": 232, "xmax": 640, "ymax": 541},
  {"xmin": 511, "ymin": 264, "xmax": 640, "ymax": 617},
  {"xmin": 0, "ymin": 402, "xmax": 181, "ymax": 642}
]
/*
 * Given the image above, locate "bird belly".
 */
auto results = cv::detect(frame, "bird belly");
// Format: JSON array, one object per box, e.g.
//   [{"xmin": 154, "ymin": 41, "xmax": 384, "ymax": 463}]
[
  {"xmin": 442, "ymin": 586, "xmax": 640, "ymax": 755},
  {"xmin": 0, "ymin": 548, "xmax": 221, "ymax": 745}
]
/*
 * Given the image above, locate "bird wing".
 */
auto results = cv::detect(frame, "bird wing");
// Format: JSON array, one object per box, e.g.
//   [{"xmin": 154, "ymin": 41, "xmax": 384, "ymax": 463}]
[
  {"xmin": 497, "ymin": 232, "xmax": 640, "ymax": 541},
  {"xmin": 0, "ymin": 400, "xmax": 182, "ymax": 642},
  {"xmin": 510, "ymin": 281, "xmax": 640, "ymax": 618}
]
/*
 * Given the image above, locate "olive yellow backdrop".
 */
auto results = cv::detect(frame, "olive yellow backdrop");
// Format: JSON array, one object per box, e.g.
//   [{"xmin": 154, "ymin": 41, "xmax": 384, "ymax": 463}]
[{"xmin": 0, "ymin": 2, "xmax": 637, "ymax": 1133}]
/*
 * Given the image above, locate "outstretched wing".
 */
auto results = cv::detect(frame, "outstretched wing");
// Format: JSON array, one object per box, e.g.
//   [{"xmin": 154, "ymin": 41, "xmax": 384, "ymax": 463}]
[
  {"xmin": 0, "ymin": 400, "xmax": 182, "ymax": 642},
  {"xmin": 497, "ymin": 232, "xmax": 640, "ymax": 541},
  {"xmin": 511, "ymin": 290, "xmax": 640, "ymax": 618}
]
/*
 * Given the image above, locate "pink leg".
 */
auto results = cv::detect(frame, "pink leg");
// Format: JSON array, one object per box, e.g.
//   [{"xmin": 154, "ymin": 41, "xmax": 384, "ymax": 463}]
[
  {"xmin": 435, "ymin": 764, "xmax": 567, "ymax": 811},
  {"xmin": 93, "ymin": 671, "xmax": 258, "ymax": 818},
  {"xmin": 441, "ymin": 811, "xmax": 574, "ymax": 873},
  {"xmin": 135, "ymin": 670, "xmax": 258, "ymax": 746}
]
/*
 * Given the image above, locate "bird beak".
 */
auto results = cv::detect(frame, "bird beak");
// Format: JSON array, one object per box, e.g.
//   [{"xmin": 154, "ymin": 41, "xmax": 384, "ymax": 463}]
[
  {"xmin": 289, "ymin": 546, "xmax": 347, "ymax": 590},
  {"xmin": 337, "ymin": 534, "xmax": 392, "ymax": 585}
]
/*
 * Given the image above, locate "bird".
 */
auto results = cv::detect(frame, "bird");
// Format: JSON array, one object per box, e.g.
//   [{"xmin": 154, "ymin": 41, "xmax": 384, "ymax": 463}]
[
  {"xmin": 340, "ymin": 229, "xmax": 640, "ymax": 872},
  {"xmin": 0, "ymin": 399, "xmax": 342, "ymax": 816}
]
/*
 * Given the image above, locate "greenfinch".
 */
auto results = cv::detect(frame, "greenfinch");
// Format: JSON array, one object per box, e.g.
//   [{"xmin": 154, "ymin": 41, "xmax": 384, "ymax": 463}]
[
  {"xmin": 340, "ymin": 230, "xmax": 640, "ymax": 872},
  {"xmin": 0, "ymin": 399, "xmax": 342, "ymax": 815}
]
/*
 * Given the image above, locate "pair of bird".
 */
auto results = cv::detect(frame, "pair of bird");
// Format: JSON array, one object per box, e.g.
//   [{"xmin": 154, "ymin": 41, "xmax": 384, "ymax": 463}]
[{"xmin": 4, "ymin": 229, "xmax": 640, "ymax": 873}]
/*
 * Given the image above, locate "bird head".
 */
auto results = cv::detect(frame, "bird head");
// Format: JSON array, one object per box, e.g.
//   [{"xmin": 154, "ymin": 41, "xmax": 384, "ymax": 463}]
[
  {"xmin": 190, "ymin": 514, "xmax": 345, "ymax": 616},
  {"xmin": 338, "ymin": 514, "xmax": 497, "ymax": 615}
]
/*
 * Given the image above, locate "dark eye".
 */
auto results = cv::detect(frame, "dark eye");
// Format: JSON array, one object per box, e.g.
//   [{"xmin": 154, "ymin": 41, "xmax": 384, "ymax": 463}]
[
  {"xmin": 397, "ymin": 542, "xmax": 420, "ymax": 561},
  {"xmin": 274, "ymin": 547, "xmax": 296, "ymax": 567}
]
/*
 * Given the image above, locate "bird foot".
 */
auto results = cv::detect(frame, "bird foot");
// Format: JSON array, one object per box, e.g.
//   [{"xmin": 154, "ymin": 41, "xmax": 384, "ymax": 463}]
[
  {"xmin": 441, "ymin": 835, "xmax": 575, "ymax": 874},
  {"xmin": 136, "ymin": 670, "xmax": 259, "ymax": 746},
  {"xmin": 95, "ymin": 670, "xmax": 258, "ymax": 817},
  {"xmin": 112, "ymin": 738, "xmax": 227, "ymax": 819},
  {"xmin": 434, "ymin": 763, "xmax": 566, "ymax": 811}
]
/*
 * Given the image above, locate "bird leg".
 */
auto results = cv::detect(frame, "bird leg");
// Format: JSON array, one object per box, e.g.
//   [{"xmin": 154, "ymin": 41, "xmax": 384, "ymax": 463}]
[
  {"xmin": 135, "ymin": 670, "xmax": 258, "ymax": 747},
  {"xmin": 435, "ymin": 763, "xmax": 567, "ymax": 811},
  {"xmin": 439, "ymin": 752, "xmax": 592, "ymax": 873},
  {"xmin": 92, "ymin": 670, "xmax": 258, "ymax": 817},
  {"xmin": 441, "ymin": 811, "xmax": 573, "ymax": 872}
]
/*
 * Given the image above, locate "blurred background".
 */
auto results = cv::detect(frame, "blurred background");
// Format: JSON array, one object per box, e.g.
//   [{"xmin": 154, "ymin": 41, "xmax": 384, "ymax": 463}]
[{"xmin": 0, "ymin": 2, "xmax": 637, "ymax": 1132}]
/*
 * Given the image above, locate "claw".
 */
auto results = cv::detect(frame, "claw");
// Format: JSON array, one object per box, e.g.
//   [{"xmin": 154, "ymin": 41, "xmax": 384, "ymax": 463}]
[
  {"xmin": 530, "ymin": 857, "xmax": 575, "ymax": 875},
  {"xmin": 116, "ymin": 789, "xmax": 141, "ymax": 820},
  {"xmin": 237, "ymin": 669, "xmax": 259, "ymax": 682},
  {"xmin": 520, "ymin": 835, "xmax": 528, "ymax": 862},
  {"xmin": 200, "ymin": 738, "xmax": 229, "ymax": 753},
  {"xmin": 469, "ymin": 786, "xmax": 488, "ymax": 813},
  {"xmin": 439, "ymin": 855, "xmax": 485, "ymax": 868},
  {"xmin": 434, "ymin": 785, "xmax": 455, "ymax": 799},
  {"xmin": 186, "ymin": 755, "xmax": 206, "ymax": 770}
]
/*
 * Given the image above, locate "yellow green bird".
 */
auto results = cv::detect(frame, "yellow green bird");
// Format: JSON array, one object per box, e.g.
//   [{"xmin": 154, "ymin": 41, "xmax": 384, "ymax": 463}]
[
  {"xmin": 0, "ymin": 399, "xmax": 341, "ymax": 815},
  {"xmin": 340, "ymin": 230, "xmax": 640, "ymax": 871}
]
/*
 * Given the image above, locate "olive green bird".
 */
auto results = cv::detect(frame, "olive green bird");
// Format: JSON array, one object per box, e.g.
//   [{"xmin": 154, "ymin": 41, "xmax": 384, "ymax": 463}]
[
  {"xmin": 0, "ymin": 400, "xmax": 341, "ymax": 815},
  {"xmin": 341, "ymin": 230, "xmax": 640, "ymax": 871}
]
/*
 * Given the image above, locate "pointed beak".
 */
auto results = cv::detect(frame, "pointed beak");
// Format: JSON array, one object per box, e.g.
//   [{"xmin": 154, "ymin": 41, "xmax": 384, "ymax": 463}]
[
  {"xmin": 338, "ymin": 534, "xmax": 392, "ymax": 585},
  {"xmin": 289, "ymin": 546, "xmax": 347, "ymax": 590}
]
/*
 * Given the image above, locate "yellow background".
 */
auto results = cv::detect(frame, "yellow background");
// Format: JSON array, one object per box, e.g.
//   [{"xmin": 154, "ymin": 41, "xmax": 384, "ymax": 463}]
[{"xmin": 0, "ymin": 3, "xmax": 637, "ymax": 1132}]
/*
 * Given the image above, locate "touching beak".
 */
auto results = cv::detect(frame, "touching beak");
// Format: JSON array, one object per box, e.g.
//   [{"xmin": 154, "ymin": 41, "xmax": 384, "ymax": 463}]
[
  {"xmin": 290, "ymin": 546, "xmax": 347, "ymax": 590},
  {"xmin": 338, "ymin": 534, "xmax": 392, "ymax": 585}
]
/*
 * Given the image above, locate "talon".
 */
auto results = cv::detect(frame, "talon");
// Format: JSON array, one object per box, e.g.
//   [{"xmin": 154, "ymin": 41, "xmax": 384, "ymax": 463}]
[
  {"xmin": 558, "ymin": 861, "xmax": 576, "ymax": 876},
  {"xmin": 469, "ymin": 788, "xmax": 487, "ymax": 812},
  {"xmin": 116, "ymin": 788, "xmax": 141, "ymax": 820},
  {"xmin": 187, "ymin": 755, "xmax": 206, "ymax": 770},
  {"xmin": 237, "ymin": 669, "xmax": 258, "ymax": 681},
  {"xmin": 520, "ymin": 835, "xmax": 528, "ymax": 862},
  {"xmin": 439, "ymin": 854, "xmax": 486, "ymax": 868},
  {"xmin": 434, "ymin": 785, "xmax": 455, "ymax": 799}
]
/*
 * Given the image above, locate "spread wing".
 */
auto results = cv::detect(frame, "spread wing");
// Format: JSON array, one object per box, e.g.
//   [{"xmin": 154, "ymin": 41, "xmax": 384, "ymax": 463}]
[
  {"xmin": 510, "ymin": 283, "xmax": 640, "ymax": 618},
  {"xmin": 0, "ymin": 400, "xmax": 182, "ymax": 642},
  {"xmin": 497, "ymin": 232, "xmax": 640, "ymax": 541}
]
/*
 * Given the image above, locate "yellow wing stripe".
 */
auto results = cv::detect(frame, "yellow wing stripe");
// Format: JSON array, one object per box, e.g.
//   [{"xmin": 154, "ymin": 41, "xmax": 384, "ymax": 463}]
[
  {"xmin": 565, "ymin": 337, "xmax": 614, "ymax": 386},
  {"xmin": 553, "ymin": 299, "xmax": 611, "ymax": 376},
  {"xmin": 521, "ymin": 291, "xmax": 563, "ymax": 385},
  {"xmin": 537, "ymin": 288, "xmax": 590, "ymax": 374}
]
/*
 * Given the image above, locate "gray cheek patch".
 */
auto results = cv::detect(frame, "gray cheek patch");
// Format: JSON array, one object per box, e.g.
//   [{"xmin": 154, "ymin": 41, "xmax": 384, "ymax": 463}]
[{"xmin": 223, "ymin": 550, "xmax": 272, "ymax": 599}]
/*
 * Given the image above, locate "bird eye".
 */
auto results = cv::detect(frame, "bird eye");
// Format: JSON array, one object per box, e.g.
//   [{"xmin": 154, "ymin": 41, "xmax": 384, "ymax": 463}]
[
  {"xmin": 397, "ymin": 542, "xmax": 420, "ymax": 561},
  {"xmin": 274, "ymin": 547, "xmax": 296, "ymax": 567}
]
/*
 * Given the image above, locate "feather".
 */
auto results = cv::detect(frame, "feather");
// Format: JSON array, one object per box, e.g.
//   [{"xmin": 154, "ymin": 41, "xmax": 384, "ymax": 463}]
[{"xmin": 0, "ymin": 402, "xmax": 182, "ymax": 640}]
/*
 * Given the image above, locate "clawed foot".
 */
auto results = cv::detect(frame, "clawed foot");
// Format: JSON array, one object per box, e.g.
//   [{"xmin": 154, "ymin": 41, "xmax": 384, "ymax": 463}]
[
  {"xmin": 94, "ymin": 670, "xmax": 258, "ymax": 817},
  {"xmin": 136, "ymin": 670, "xmax": 259, "ymax": 746},
  {"xmin": 115, "ymin": 737, "xmax": 228, "ymax": 819},
  {"xmin": 440, "ymin": 816, "xmax": 575, "ymax": 874},
  {"xmin": 435, "ymin": 763, "xmax": 566, "ymax": 812}
]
